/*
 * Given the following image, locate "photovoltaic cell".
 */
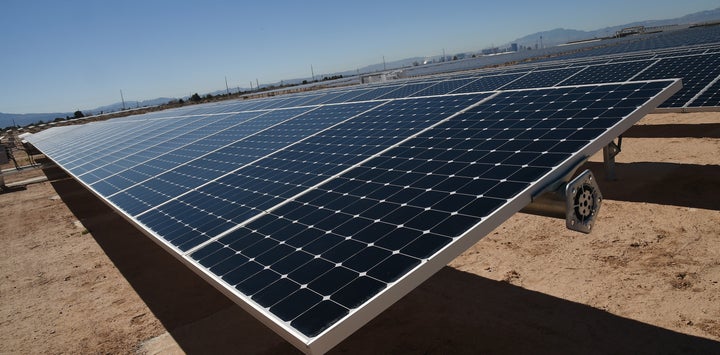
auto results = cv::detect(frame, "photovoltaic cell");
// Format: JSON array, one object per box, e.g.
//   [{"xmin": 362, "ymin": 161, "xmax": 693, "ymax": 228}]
[
  {"xmin": 499, "ymin": 67, "xmax": 583, "ymax": 90},
  {"xmin": 135, "ymin": 94, "xmax": 490, "ymax": 251},
  {"xmin": 559, "ymin": 60, "xmax": 655, "ymax": 85},
  {"xmin": 186, "ymin": 80, "xmax": 678, "ymax": 346},
  {"xmin": 90, "ymin": 108, "xmax": 315, "ymax": 196},
  {"xmin": 409, "ymin": 77, "xmax": 477, "ymax": 97},
  {"xmin": 26, "ymin": 41, "xmax": 686, "ymax": 353},
  {"xmin": 81, "ymin": 111, "xmax": 267, "ymax": 185},
  {"xmin": 450, "ymin": 73, "xmax": 525, "ymax": 93},
  {"xmin": 375, "ymin": 81, "xmax": 440, "ymax": 99},
  {"xmin": 634, "ymin": 53, "xmax": 720, "ymax": 107},
  {"xmin": 107, "ymin": 104, "xmax": 378, "ymax": 216},
  {"xmin": 688, "ymin": 76, "xmax": 720, "ymax": 107}
]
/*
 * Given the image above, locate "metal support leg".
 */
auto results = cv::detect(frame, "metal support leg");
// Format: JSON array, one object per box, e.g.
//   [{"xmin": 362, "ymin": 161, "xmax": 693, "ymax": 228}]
[{"xmin": 603, "ymin": 136, "xmax": 622, "ymax": 181}]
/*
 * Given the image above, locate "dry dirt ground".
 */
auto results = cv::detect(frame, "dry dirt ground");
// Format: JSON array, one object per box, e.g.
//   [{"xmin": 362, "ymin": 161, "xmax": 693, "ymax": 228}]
[{"xmin": 1, "ymin": 112, "xmax": 719, "ymax": 354}]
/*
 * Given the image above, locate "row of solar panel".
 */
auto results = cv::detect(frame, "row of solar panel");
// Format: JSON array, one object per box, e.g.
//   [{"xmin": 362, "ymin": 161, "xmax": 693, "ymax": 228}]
[
  {"xmin": 146, "ymin": 43, "xmax": 720, "ymax": 112},
  {"xmin": 28, "ymin": 80, "xmax": 681, "ymax": 352},
  {"xmin": 25, "ymin": 27, "xmax": 716, "ymax": 354},
  {"xmin": 29, "ymin": 45, "xmax": 720, "ymax": 222},
  {"xmin": 28, "ymin": 44, "xmax": 716, "ymax": 152},
  {"xmin": 227, "ymin": 46, "xmax": 720, "ymax": 109},
  {"xmin": 29, "ymin": 46, "xmax": 715, "ymax": 157},
  {"xmin": 30, "ymin": 80, "xmax": 682, "ymax": 254},
  {"xmin": 536, "ymin": 25, "xmax": 720, "ymax": 62}
]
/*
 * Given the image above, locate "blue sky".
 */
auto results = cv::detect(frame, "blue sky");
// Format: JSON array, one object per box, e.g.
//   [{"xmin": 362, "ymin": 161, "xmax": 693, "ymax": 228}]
[{"xmin": 1, "ymin": 0, "xmax": 717, "ymax": 114}]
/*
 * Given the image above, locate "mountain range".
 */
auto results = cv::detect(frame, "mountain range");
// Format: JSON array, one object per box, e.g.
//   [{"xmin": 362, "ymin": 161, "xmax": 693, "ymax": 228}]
[
  {"xmin": 513, "ymin": 7, "xmax": 720, "ymax": 48},
  {"xmin": 0, "ymin": 98, "xmax": 175, "ymax": 129},
  {"xmin": 2, "ymin": 7, "xmax": 719, "ymax": 129}
]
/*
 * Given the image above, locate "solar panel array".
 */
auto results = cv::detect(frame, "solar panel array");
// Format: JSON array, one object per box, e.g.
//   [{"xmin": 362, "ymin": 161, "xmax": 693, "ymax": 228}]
[
  {"xmin": 398, "ymin": 42, "xmax": 720, "ymax": 109},
  {"xmin": 26, "ymin": 24, "xmax": 717, "ymax": 355},
  {"xmin": 539, "ymin": 25, "xmax": 720, "ymax": 62},
  {"xmin": 28, "ymin": 78, "xmax": 681, "ymax": 353}
]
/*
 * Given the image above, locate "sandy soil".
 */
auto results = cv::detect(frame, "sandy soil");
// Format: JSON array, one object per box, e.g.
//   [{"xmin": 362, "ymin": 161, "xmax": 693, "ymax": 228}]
[{"xmin": 1, "ymin": 112, "xmax": 719, "ymax": 354}]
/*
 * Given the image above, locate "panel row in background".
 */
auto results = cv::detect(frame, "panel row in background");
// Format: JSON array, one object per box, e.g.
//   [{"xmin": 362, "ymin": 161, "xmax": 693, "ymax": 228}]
[
  {"xmin": 30, "ymin": 40, "xmax": 717, "ymax": 140},
  {"xmin": 34, "ymin": 50, "xmax": 706, "ymax": 210},
  {"xmin": 140, "ymin": 41, "xmax": 720, "ymax": 111},
  {"xmin": 30, "ymin": 42, "xmax": 719, "ymax": 181},
  {"xmin": 396, "ymin": 25, "xmax": 720, "ymax": 81},
  {"xmin": 28, "ymin": 44, "xmax": 720, "ymax": 210},
  {"xmin": 31, "ymin": 38, "xmax": 718, "ymax": 142},
  {"xmin": 201, "ymin": 43, "xmax": 720, "ymax": 110},
  {"xmin": 534, "ymin": 25, "xmax": 720, "ymax": 63}
]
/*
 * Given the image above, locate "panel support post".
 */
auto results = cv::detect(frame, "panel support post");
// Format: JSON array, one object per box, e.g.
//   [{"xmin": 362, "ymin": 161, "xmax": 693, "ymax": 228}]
[
  {"xmin": 603, "ymin": 136, "xmax": 622, "ymax": 181},
  {"xmin": 0, "ymin": 144, "xmax": 7, "ymax": 192}
]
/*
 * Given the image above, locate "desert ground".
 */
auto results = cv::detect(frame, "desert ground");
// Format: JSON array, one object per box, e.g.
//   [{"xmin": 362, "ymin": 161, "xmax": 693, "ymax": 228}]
[{"xmin": 1, "ymin": 111, "xmax": 719, "ymax": 354}]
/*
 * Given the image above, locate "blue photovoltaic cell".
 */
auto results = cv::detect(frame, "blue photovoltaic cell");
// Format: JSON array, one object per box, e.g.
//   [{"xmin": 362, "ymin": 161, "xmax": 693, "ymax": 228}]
[
  {"xmin": 189, "ymin": 80, "xmax": 676, "ymax": 341},
  {"xmin": 61, "ymin": 118, "xmax": 197, "ymax": 170},
  {"xmin": 409, "ymin": 77, "xmax": 477, "ymax": 97},
  {"xmin": 81, "ymin": 112, "xmax": 266, "ymax": 184},
  {"xmin": 136, "ymin": 94, "xmax": 490, "ymax": 251},
  {"xmin": 634, "ymin": 53, "xmax": 720, "ymax": 107},
  {"xmin": 346, "ymin": 85, "xmax": 404, "ymax": 102},
  {"xmin": 450, "ymin": 73, "xmax": 525, "ymax": 94},
  {"xmin": 499, "ymin": 67, "xmax": 583, "ymax": 90},
  {"xmin": 689, "ymin": 78, "xmax": 720, "ymax": 107},
  {"xmin": 559, "ymin": 60, "xmax": 655, "ymax": 85},
  {"xmin": 90, "ymin": 108, "xmax": 314, "ymax": 196},
  {"xmin": 374, "ymin": 81, "xmax": 439, "ymax": 99}
]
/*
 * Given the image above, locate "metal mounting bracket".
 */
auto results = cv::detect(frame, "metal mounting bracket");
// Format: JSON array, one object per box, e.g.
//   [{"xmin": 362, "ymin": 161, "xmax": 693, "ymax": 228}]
[
  {"xmin": 520, "ymin": 169, "xmax": 603, "ymax": 233},
  {"xmin": 603, "ymin": 136, "xmax": 622, "ymax": 180}
]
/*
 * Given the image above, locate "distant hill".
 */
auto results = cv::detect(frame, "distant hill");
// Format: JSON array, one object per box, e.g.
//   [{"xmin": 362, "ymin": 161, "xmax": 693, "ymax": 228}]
[
  {"xmin": 0, "ymin": 98, "xmax": 177, "ymax": 129},
  {"xmin": 90, "ymin": 97, "xmax": 176, "ymax": 115},
  {"xmin": 512, "ymin": 7, "xmax": 720, "ymax": 48},
  {"xmin": 513, "ymin": 28, "xmax": 594, "ymax": 48},
  {"xmin": 0, "ymin": 112, "xmax": 72, "ymax": 129}
]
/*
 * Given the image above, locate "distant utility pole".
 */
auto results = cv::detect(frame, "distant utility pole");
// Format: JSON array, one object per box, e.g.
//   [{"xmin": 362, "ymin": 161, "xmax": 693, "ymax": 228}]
[
  {"xmin": 250, "ymin": 81, "xmax": 253, "ymax": 91},
  {"xmin": 120, "ymin": 90, "xmax": 126, "ymax": 110},
  {"xmin": 383, "ymin": 56, "xmax": 386, "ymax": 71},
  {"xmin": 225, "ymin": 76, "xmax": 230, "ymax": 95},
  {"xmin": 311, "ymin": 64, "xmax": 315, "ymax": 81},
  {"xmin": 256, "ymin": 78, "xmax": 260, "ymax": 90},
  {"xmin": 442, "ymin": 48, "xmax": 446, "ymax": 62}
]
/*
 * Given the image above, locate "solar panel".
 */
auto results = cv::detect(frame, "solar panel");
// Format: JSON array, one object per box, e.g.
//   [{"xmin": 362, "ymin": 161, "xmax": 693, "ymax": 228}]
[
  {"xmin": 498, "ymin": 67, "xmax": 584, "ymax": 90},
  {"xmin": 558, "ymin": 60, "xmax": 655, "ymax": 86},
  {"xmin": 131, "ymin": 94, "xmax": 490, "ymax": 251},
  {"xmin": 98, "ymin": 38, "xmax": 712, "ymax": 118},
  {"xmin": 451, "ymin": 73, "xmax": 526, "ymax": 94},
  {"xmin": 634, "ymin": 53, "xmax": 720, "ymax": 107},
  {"xmin": 409, "ymin": 77, "xmax": 478, "ymax": 97},
  {"xmin": 688, "ymin": 75, "xmax": 720, "ymax": 107},
  {"xmin": 28, "ymin": 78, "xmax": 681, "ymax": 354}
]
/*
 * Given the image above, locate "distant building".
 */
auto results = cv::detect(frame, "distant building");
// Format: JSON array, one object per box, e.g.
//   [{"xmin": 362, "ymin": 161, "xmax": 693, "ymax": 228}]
[
  {"xmin": 360, "ymin": 71, "xmax": 401, "ymax": 84},
  {"xmin": 510, "ymin": 43, "xmax": 518, "ymax": 52}
]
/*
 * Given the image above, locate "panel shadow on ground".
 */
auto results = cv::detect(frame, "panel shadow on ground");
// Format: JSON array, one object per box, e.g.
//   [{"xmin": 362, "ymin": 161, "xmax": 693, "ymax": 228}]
[{"xmin": 45, "ymin": 164, "xmax": 720, "ymax": 354}]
